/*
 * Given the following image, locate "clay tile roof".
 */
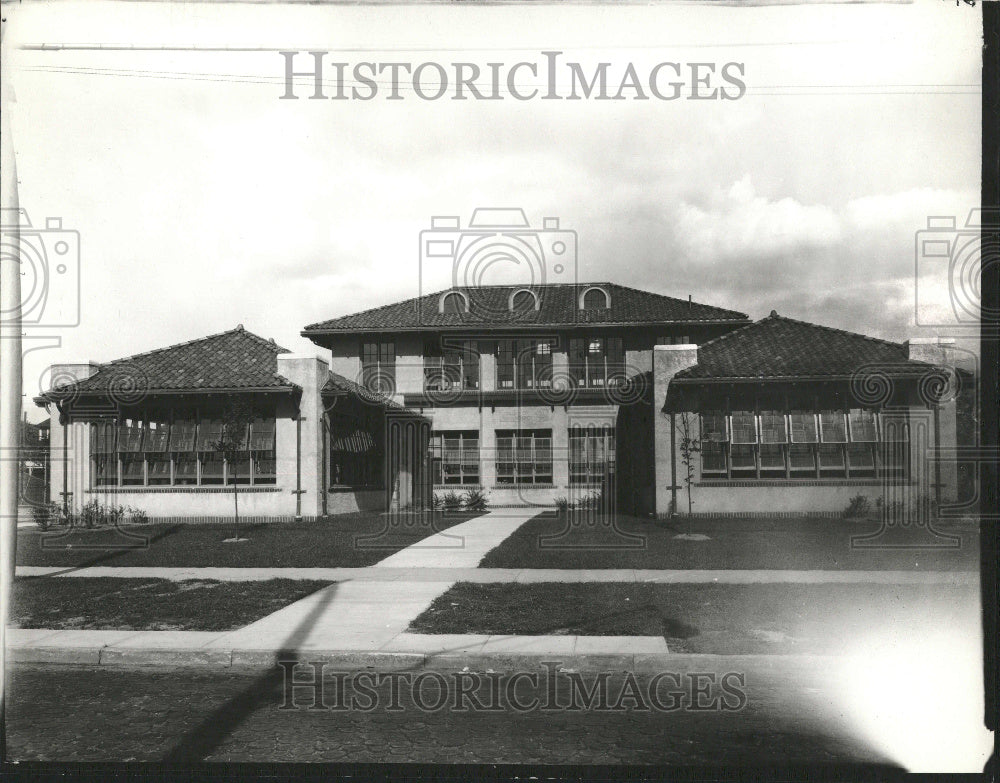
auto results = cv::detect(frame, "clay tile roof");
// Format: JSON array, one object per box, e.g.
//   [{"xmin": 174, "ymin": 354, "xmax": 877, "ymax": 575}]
[
  {"xmin": 672, "ymin": 313, "xmax": 934, "ymax": 382},
  {"xmin": 302, "ymin": 283, "xmax": 749, "ymax": 335},
  {"xmin": 40, "ymin": 326, "xmax": 298, "ymax": 400},
  {"xmin": 322, "ymin": 370, "xmax": 407, "ymax": 410}
]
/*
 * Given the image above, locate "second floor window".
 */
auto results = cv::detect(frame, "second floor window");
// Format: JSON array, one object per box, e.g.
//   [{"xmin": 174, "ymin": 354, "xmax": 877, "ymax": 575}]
[
  {"xmin": 424, "ymin": 339, "xmax": 480, "ymax": 391},
  {"xmin": 361, "ymin": 340, "xmax": 395, "ymax": 393},
  {"xmin": 496, "ymin": 339, "xmax": 553, "ymax": 390},
  {"xmin": 569, "ymin": 336, "xmax": 625, "ymax": 388}
]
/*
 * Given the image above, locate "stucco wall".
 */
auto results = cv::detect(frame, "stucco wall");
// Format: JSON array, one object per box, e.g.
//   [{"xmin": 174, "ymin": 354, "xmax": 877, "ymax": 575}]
[{"xmin": 686, "ymin": 482, "xmax": 896, "ymax": 517}]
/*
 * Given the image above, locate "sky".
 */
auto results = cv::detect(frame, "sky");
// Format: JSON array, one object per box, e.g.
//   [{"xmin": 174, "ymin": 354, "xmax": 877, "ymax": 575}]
[{"xmin": 2, "ymin": 0, "xmax": 982, "ymax": 421}]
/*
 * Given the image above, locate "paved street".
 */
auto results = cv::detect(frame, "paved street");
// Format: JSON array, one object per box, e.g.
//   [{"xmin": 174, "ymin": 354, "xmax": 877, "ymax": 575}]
[{"xmin": 6, "ymin": 659, "xmax": 893, "ymax": 767}]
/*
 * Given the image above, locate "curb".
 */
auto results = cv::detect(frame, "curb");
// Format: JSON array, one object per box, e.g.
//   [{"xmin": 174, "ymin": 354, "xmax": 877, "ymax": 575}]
[
  {"xmin": 8, "ymin": 645, "xmax": 680, "ymax": 673},
  {"xmin": 9, "ymin": 646, "xmax": 848, "ymax": 673}
]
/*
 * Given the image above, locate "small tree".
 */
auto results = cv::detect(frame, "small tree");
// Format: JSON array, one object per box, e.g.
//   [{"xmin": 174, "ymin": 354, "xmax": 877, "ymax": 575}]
[
  {"xmin": 677, "ymin": 412, "xmax": 700, "ymax": 516},
  {"xmin": 214, "ymin": 396, "xmax": 254, "ymax": 542}
]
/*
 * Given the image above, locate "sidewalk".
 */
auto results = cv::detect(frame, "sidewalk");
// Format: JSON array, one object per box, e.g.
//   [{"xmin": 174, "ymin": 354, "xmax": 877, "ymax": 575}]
[
  {"xmin": 15, "ymin": 565, "xmax": 979, "ymax": 584},
  {"xmin": 6, "ymin": 626, "xmax": 670, "ymax": 671}
]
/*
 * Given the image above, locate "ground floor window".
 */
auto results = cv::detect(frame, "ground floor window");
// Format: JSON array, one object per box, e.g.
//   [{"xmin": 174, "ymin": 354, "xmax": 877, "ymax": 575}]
[
  {"xmin": 329, "ymin": 426, "xmax": 381, "ymax": 488},
  {"xmin": 496, "ymin": 429, "xmax": 552, "ymax": 485},
  {"xmin": 568, "ymin": 425, "xmax": 616, "ymax": 484},
  {"xmin": 430, "ymin": 430, "xmax": 480, "ymax": 485},
  {"xmin": 698, "ymin": 409, "xmax": 908, "ymax": 480},
  {"xmin": 89, "ymin": 409, "xmax": 278, "ymax": 488}
]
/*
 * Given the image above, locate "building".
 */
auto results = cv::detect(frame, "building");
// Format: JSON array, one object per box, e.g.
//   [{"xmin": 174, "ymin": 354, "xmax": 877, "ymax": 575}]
[
  {"xmin": 35, "ymin": 326, "xmax": 426, "ymax": 522},
  {"xmin": 35, "ymin": 283, "xmax": 970, "ymax": 521}
]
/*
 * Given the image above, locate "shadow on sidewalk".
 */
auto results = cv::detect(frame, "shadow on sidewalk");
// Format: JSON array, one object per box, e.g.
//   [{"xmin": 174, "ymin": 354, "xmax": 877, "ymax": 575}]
[{"xmin": 162, "ymin": 581, "xmax": 342, "ymax": 762}]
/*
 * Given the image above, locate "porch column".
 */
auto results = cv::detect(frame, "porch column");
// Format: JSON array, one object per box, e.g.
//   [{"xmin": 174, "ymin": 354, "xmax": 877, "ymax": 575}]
[
  {"xmin": 46, "ymin": 363, "xmax": 100, "ymax": 512},
  {"xmin": 276, "ymin": 354, "xmax": 329, "ymax": 520},
  {"xmin": 905, "ymin": 338, "xmax": 960, "ymax": 503},
  {"xmin": 653, "ymin": 344, "xmax": 698, "ymax": 517}
]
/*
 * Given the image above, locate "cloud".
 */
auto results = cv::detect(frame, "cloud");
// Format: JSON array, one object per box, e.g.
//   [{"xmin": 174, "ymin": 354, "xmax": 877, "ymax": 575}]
[{"xmin": 672, "ymin": 175, "xmax": 843, "ymax": 263}]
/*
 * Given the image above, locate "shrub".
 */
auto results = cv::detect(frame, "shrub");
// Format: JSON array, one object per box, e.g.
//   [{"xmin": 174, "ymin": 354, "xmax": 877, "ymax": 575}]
[
  {"xmin": 79, "ymin": 499, "xmax": 102, "ymax": 529},
  {"xmin": 431, "ymin": 493, "xmax": 443, "ymax": 511},
  {"xmin": 32, "ymin": 502, "xmax": 60, "ymax": 531},
  {"xmin": 442, "ymin": 491, "xmax": 463, "ymax": 511},
  {"xmin": 106, "ymin": 504, "xmax": 126, "ymax": 528},
  {"xmin": 554, "ymin": 496, "xmax": 571, "ymax": 512},
  {"xmin": 576, "ymin": 490, "xmax": 602, "ymax": 510},
  {"xmin": 843, "ymin": 495, "xmax": 871, "ymax": 518},
  {"xmin": 74, "ymin": 500, "xmax": 132, "ymax": 528},
  {"xmin": 127, "ymin": 506, "xmax": 150, "ymax": 525},
  {"xmin": 463, "ymin": 488, "xmax": 488, "ymax": 511}
]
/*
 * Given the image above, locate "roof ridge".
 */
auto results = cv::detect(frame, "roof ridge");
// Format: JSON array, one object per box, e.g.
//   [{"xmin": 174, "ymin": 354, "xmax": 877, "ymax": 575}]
[
  {"xmin": 679, "ymin": 317, "xmax": 762, "ymax": 354},
  {"xmin": 605, "ymin": 282, "xmax": 750, "ymax": 319},
  {"xmin": 303, "ymin": 294, "xmax": 425, "ymax": 331},
  {"xmin": 102, "ymin": 326, "xmax": 288, "ymax": 366},
  {"xmin": 304, "ymin": 283, "xmax": 751, "ymax": 332},
  {"xmin": 764, "ymin": 312, "xmax": 906, "ymax": 350}
]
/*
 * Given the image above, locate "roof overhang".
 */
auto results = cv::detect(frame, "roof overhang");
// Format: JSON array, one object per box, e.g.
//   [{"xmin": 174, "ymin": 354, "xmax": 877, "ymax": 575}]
[
  {"xmin": 302, "ymin": 318, "xmax": 752, "ymax": 340},
  {"xmin": 669, "ymin": 372, "xmax": 933, "ymax": 385},
  {"xmin": 34, "ymin": 385, "xmax": 299, "ymax": 407}
]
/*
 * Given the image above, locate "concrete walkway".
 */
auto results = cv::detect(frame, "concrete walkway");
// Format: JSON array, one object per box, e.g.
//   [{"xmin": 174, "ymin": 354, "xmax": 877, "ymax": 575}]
[
  {"xmin": 15, "ymin": 565, "xmax": 978, "ymax": 585},
  {"xmin": 373, "ymin": 510, "xmax": 538, "ymax": 568}
]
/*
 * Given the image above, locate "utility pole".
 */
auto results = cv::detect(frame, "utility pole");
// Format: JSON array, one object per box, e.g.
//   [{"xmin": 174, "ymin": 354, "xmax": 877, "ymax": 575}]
[{"xmin": 0, "ymin": 16, "xmax": 24, "ymax": 750}]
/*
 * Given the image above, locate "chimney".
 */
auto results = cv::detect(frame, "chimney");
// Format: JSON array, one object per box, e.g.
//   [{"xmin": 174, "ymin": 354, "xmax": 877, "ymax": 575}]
[
  {"xmin": 48, "ymin": 362, "xmax": 100, "ymax": 388},
  {"xmin": 905, "ymin": 337, "xmax": 956, "ymax": 367}
]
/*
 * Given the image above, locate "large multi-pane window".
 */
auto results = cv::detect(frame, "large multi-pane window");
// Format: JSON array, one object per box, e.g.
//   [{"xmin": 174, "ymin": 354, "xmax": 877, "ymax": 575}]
[
  {"xmin": 430, "ymin": 430, "xmax": 480, "ymax": 485},
  {"xmin": 569, "ymin": 336, "xmax": 625, "ymax": 388},
  {"xmin": 89, "ymin": 411, "xmax": 277, "ymax": 488},
  {"xmin": 145, "ymin": 418, "xmax": 171, "ymax": 485},
  {"xmin": 496, "ymin": 429, "xmax": 552, "ymax": 485},
  {"xmin": 424, "ymin": 339, "xmax": 480, "ymax": 391},
  {"xmin": 361, "ymin": 339, "xmax": 396, "ymax": 393},
  {"xmin": 496, "ymin": 339, "xmax": 553, "ymax": 390},
  {"xmin": 569, "ymin": 426, "xmax": 616, "ymax": 484},
  {"xmin": 92, "ymin": 420, "xmax": 117, "ymax": 486},
  {"xmin": 172, "ymin": 419, "xmax": 198, "ymax": 485},
  {"xmin": 699, "ymin": 409, "xmax": 906, "ymax": 480},
  {"xmin": 251, "ymin": 417, "xmax": 277, "ymax": 483}
]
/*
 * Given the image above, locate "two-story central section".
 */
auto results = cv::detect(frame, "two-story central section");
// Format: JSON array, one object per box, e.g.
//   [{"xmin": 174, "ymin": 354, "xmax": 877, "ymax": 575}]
[{"xmin": 303, "ymin": 283, "xmax": 750, "ymax": 510}]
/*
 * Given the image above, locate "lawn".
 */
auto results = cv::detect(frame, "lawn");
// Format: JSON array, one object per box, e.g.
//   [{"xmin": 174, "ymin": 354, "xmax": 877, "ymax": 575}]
[
  {"xmin": 478, "ymin": 513, "xmax": 980, "ymax": 571},
  {"xmin": 408, "ymin": 581, "xmax": 980, "ymax": 655},
  {"xmin": 16, "ymin": 511, "xmax": 479, "ymax": 569},
  {"xmin": 11, "ymin": 577, "xmax": 332, "ymax": 631}
]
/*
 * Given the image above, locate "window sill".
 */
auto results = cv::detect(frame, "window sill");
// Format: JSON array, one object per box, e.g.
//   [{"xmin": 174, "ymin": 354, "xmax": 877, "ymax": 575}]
[
  {"xmin": 491, "ymin": 483, "xmax": 557, "ymax": 490},
  {"xmin": 87, "ymin": 486, "xmax": 282, "ymax": 494},
  {"xmin": 696, "ymin": 478, "xmax": 912, "ymax": 488}
]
